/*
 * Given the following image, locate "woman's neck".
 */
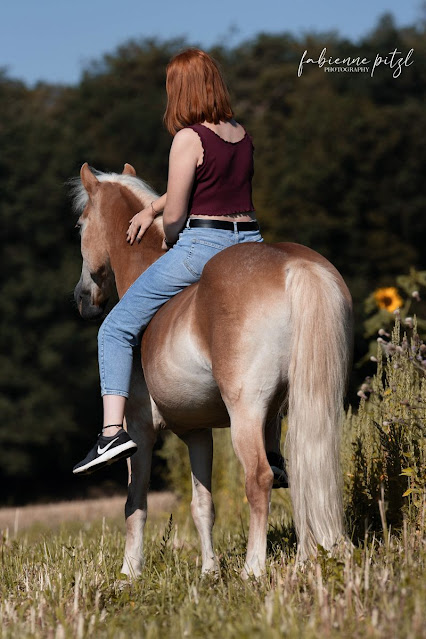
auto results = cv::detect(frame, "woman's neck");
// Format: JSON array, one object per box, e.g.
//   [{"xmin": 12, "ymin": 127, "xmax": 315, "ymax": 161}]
[{"xmin": 199, "ymin": 119, "xmax": 245, "ymax": 143}]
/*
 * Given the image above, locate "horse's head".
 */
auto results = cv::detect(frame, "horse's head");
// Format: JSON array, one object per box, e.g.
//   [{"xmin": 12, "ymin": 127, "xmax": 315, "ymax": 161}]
[{"xmin": 72, "ymin": 162, "xmax": 158, "ymax": 319}]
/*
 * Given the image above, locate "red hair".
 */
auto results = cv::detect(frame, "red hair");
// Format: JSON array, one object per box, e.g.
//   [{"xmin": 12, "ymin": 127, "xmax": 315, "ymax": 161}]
[{"xmin": 164, "ymin": 48, "xmax": 234, "ymax": 136}]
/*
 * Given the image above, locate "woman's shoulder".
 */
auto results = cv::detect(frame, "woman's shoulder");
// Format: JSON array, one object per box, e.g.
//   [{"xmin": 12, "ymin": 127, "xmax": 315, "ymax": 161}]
[
  {"xmin": 169, "ymin": 127, "xmax": 204, "ymax": 165},
  {"xmin": 172, "ymin": 127, "xmax": 203, "ymax": 149}
]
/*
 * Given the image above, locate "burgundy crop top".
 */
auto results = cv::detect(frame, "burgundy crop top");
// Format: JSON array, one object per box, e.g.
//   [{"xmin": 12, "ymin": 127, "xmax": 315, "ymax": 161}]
[{"xmin": 186, "ymin": 123, "xmax": 255, "ymax": 216}]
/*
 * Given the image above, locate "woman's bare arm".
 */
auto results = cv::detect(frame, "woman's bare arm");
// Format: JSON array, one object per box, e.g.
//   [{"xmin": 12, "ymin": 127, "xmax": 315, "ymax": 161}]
[{"xmin": 162, "ymin": 128, "xmax": 200, "ymax": 245}]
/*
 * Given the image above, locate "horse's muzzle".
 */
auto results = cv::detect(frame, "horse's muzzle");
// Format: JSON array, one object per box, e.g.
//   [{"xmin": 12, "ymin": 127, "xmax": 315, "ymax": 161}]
[{"xmin": 74, "ymin": 281, "xmax": 108, "ymax": 320}]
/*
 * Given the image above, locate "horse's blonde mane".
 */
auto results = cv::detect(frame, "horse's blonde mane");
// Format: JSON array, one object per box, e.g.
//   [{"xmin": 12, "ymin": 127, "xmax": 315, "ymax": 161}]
[{"xmin": 69, "ymin": 169, "xmax": 159, "ymax": 215}]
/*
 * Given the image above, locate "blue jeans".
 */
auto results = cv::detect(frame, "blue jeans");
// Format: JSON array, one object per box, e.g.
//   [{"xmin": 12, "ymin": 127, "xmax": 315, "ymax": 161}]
[{"xmin": 98, "ymin": 222, "xmax": 263, "ymax": 397}]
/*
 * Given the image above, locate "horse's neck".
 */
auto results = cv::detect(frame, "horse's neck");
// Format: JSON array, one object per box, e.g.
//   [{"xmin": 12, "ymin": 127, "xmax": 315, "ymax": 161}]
[{"xmin": 107, "ymin": 187, "xmax": 164, "ymax": 298}]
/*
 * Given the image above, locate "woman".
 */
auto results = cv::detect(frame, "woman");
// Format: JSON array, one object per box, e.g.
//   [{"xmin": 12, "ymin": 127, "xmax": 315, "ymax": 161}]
[{"xmin": 73, "ymin": 48, "xmax": 287, "ymax": 487}]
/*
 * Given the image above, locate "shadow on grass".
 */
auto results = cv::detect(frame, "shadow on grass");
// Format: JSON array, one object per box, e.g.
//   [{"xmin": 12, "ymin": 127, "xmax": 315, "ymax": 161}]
[{"xmin": 267, "ymin": 520, "xmax": 297, "ymax": 558}]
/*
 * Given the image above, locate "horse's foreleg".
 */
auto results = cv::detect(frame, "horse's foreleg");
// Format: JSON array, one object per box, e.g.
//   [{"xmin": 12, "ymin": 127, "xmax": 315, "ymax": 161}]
[
  {"xmin": 180, "ymin": 428, "xmax": 218, "ymax": 574},
  {"xmin": 121, "ymin": 421, "xmax": 156, "ymax": 579},
  {"xmin": 231, "ymin": 411, "xmax": 273, "ymax": 578}
]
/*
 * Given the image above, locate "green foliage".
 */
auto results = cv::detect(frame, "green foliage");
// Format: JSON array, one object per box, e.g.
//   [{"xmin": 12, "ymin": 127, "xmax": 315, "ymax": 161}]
[
  {"xmin": 362, "ymin": 268, "xmax": 426, "ymax": 350},
  {"xmin": 358, "ymin": 262, "xmax": 426, "ymax": 490},
  {"xmin": 343, "ymin": 316, "xmax": 426, "ymax": 539}
]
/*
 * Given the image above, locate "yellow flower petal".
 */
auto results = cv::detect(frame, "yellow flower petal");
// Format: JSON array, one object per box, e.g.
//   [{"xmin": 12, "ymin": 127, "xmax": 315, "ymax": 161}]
[{"xmin": 373, "ymin": 287, "xmax": 403, "ymax": 312}]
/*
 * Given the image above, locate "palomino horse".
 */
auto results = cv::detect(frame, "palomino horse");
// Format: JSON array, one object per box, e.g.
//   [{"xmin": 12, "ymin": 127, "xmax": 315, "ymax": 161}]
[{"xmin": 72, "ymin": 162, "xmax": 353, "ymax": 578}]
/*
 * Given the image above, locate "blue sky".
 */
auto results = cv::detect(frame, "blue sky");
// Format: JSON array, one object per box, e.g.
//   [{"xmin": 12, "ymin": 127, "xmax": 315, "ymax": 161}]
[{"xmin": 0, "ymin": 0, "xmax": 421, "ymax": 86}]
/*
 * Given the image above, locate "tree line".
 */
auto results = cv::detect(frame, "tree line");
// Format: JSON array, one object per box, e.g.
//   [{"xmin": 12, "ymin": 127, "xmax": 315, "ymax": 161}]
[{"xmin": 1, "ymin": 13, "xmax": 425, "ymax": 504}]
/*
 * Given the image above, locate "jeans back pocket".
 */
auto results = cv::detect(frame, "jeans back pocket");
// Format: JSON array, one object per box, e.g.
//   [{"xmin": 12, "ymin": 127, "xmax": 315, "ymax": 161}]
[{"xmin": 183, "ymin": 238, "xmax": 227, "ymax": 278}]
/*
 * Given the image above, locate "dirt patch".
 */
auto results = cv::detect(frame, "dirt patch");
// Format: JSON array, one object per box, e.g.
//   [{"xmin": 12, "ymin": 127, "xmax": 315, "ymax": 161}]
[{"xmin": 0, "ymin": 492, "xmax": 177, "ymax": 533}]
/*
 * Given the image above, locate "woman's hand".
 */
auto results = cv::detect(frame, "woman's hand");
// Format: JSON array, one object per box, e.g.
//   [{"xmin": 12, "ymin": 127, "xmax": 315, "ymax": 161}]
[{"xmin": 126, "ymin": 207, "xmax": 155, "ymax": 244}]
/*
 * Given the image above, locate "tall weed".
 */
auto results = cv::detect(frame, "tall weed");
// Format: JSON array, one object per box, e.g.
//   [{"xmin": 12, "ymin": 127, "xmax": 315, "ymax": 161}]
[{"xmin": 343, "ymin": 317, "xmax": 425, "ymax": 539}]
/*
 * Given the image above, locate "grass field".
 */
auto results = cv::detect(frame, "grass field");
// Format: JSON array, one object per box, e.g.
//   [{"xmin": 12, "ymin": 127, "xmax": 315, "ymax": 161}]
[
  {"xmin": 0, "ymin": 493, "xmax": 176, "ymax": 534},
  {"xmin": 4, "ymin": 304, "xmax": 426, "ymax": 637},
  {"xmin": 1, "ymin": 491, "xmax": 425, "ymax": 639}
]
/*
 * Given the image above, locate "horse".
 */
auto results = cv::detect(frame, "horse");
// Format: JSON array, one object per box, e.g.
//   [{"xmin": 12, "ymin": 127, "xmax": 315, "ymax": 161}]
[{"xmin": 71, "ymin": 162, "xmax": 353, "ymax": 578}]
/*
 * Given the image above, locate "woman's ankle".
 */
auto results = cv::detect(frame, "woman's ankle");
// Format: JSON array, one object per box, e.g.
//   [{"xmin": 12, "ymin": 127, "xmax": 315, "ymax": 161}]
[{"xmin": 102, "ymin": 424, "xmax": 123, "ymax": 436}]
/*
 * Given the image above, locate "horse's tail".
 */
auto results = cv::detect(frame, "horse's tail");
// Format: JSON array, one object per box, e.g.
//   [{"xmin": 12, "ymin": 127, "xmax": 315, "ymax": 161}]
[{"xmin": 285, "ymin": 258, "xmax": 353, "ymax": 559}]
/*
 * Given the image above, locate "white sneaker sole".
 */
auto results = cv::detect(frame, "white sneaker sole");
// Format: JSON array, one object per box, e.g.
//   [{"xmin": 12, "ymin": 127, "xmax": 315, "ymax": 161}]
[{"xmin": 73, "ymin": 440, "xmax": 137, "ymax": 475}]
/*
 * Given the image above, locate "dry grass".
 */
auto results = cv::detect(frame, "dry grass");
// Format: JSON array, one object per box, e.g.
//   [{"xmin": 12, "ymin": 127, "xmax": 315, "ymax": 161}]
[
  {"xmin": 1, "ymin": 504, "xmax": 425, "ymax": 639},
  {"xmin": 0, "ymin": 492, "xmax": 176, "ymax": 534}
]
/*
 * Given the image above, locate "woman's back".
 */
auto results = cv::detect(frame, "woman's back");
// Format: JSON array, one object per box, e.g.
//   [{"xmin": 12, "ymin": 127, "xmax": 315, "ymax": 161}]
[
  {"xmin": 186, "ymin": 122, "xmax": 254, "ymax": 218},
  {"xmin": 198, "ymin": 120, "xmax": 246, "ymax": 143}
]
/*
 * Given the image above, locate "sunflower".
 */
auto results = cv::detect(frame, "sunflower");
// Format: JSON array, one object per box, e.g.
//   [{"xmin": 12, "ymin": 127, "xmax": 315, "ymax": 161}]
[{"xmin": 373, "ymin": 287, "xmax": 403, "ymax": 312}]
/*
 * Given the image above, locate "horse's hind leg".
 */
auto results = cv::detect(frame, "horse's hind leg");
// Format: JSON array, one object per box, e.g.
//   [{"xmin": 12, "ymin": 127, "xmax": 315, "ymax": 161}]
[
  {"xmin": 230, "ymin": 409, "xmax": 273, "ymax": 578},
  {"xmin": 180, "ymin": 428, "xmax": 218, "ymax": 574}
]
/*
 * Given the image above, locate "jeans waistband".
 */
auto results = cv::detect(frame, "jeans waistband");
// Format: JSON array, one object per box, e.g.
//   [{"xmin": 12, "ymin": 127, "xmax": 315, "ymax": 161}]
[{"xmin": 186, "ymin": 219, "xmax": 259, "ymax": 231}]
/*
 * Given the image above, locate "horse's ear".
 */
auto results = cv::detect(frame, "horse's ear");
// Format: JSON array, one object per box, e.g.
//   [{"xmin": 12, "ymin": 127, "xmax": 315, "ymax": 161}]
[
  {"xmin": 80, "ymin": 163, "xmax": 99, "ymax": 196},
  {"xmin": 123, "ymin": 163, "xmax": 136, "ymax": 176}
]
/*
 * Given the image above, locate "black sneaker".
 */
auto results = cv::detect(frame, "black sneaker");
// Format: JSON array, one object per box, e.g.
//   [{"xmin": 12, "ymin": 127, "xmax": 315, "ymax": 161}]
[
  {"xmin": 267, "ymin": 451, "xmax": 289, "ymax": 489},
  {"xmin": 73, "ymin": 429, "xmax": 137, "ymax": 475}
]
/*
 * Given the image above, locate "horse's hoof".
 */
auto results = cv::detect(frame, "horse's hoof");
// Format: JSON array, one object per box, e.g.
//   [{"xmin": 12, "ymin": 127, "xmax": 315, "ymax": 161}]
[
  {"xmin": 240, "ymin": 567, "xmax": 250, "ymax": 581},
  {"xmin": 240, "ymin": 564, "xmax": 263, "ymax": 580},
  {"xmin": 116, "ymin": 575, "xmax": 131, "ymax": 590},
  {"xmin": 119, "ymin": 565, "xmax": 142, "ymax": 581},
  {"xmin": 201, "ymin": 564, "xmax": 220, "ymax": 579}
]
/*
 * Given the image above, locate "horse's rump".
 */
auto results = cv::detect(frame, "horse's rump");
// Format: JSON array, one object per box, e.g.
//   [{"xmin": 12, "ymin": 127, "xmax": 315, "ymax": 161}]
[{"xmin": 141, "ymin": 241, "xmax": 351, "ymax": 433}]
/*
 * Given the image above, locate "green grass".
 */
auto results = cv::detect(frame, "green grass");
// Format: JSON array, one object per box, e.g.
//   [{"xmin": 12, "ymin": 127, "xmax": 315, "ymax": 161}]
[{"xmin": 1, "ymin": 505, "xmax": 425, "ymax": 639}]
